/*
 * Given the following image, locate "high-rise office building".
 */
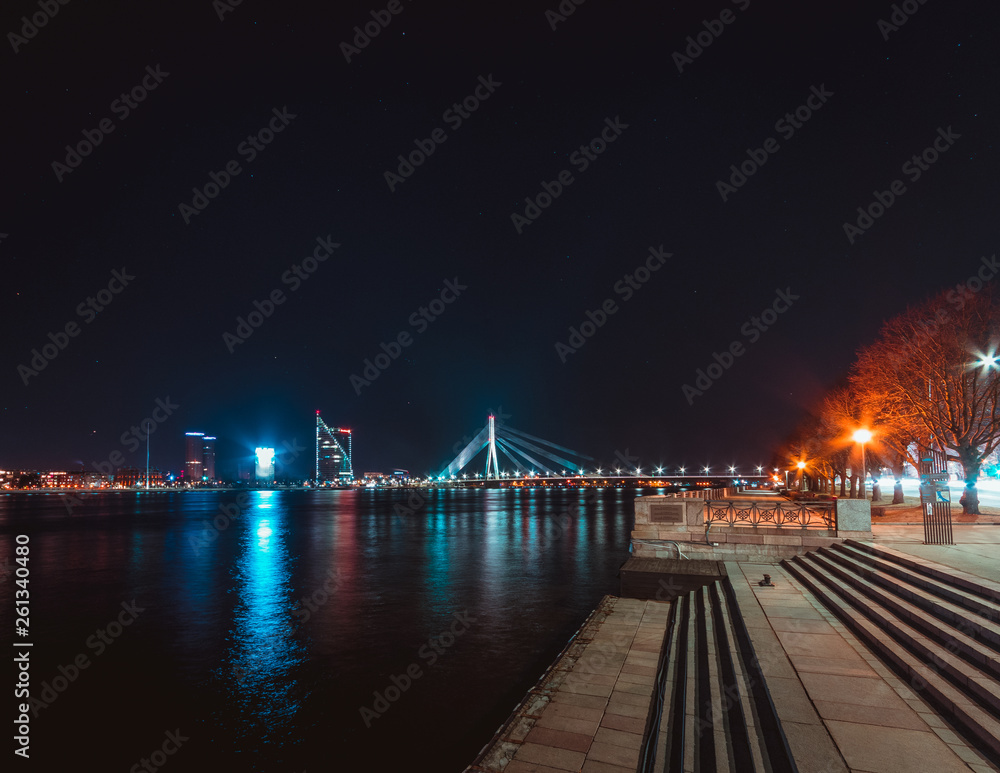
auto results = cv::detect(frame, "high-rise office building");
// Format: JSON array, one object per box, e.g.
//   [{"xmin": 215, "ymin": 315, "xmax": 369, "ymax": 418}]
[
  {"xmin": 202, "ymin": 436, "xmax": 216, "ymax": 481},
  {"xmin": 255, "ymin": 447, "xmax": 275, "ymax": 483},
  {"xmin": 185, "ymin": 432, "xmax": 204, "ymax": 482},
  {"xmin": 316, "ymin": 411, "xmax": 353, "ymax": 484}
]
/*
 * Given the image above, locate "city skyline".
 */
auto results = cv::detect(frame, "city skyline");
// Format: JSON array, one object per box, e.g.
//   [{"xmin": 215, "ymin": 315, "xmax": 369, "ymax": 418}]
[{"xmin": 4, "ymin": 1, "xmax": 999, "ymax": 480}]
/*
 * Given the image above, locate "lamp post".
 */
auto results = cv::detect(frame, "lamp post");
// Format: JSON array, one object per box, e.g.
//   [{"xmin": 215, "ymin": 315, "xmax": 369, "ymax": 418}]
[
  {"xmin": 853, "ymin": 429, "xmax": 872, "ymax": 499},
  {"xmin": 796, "ymin": 460, "xmax": 806, "ymax": 490}
]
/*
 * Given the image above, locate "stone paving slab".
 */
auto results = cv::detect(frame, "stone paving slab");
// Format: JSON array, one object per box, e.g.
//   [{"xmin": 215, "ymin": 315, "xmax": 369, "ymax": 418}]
[
  {"xmin": 730, "ymin": 561, "xmax": 997, "ymax": 773},
  {"xmin": 466, "ymin": 595, "xmax": 669, "ymax": 773},
  {"xmin": 866, "ymin": 526, "xmax": 1000, "ymax": 589}
]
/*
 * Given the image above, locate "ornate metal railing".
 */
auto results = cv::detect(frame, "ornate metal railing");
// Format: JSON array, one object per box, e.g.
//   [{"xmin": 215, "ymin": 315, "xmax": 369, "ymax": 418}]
[{"xmin": 705, "ymin": 500, "xmax": 835, "ymax": 530}]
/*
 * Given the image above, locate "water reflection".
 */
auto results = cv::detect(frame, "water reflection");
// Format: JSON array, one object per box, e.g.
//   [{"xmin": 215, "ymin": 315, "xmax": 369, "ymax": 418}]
[{"xmin": 224, "ymin": 494, "xmax": 306, "ymax": 746}]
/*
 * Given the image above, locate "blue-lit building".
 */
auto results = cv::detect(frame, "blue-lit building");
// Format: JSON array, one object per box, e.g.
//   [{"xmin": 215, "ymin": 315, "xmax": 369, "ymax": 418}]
[
  {"xmin": 255, "ymin": 447, "xmax": 275, "ymax": 483},
  {"xmin": 316, "ymin": 412, "xmax": 353, "ymax": 484}
]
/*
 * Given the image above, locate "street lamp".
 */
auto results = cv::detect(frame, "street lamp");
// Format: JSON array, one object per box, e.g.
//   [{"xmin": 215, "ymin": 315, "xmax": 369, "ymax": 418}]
[{"xmin": 853, "ymin": 429, "xmax": 872, "ymax": 499}]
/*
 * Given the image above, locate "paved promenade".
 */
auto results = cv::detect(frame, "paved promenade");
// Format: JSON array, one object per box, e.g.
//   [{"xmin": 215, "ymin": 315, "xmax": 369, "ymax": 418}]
[
  {"xmin": 467, "ymin": 523, "xmax": 1000, "ymax": 772},
  {"xmin": 871, "ymin": 523, "xmax": 1000, "ymax": 585},
  {"xmin": 467, "ymin": 596, "xmax": 670, "ymax": 773},
  {"xmin": 731, "ymin": 560, "xmax": 993, "ymax": 772}
]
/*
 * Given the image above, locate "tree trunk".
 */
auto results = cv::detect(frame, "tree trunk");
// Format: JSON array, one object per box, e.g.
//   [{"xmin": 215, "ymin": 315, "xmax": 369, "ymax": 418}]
[
  {"xmin": 959, "ymin": 449, "xmax": 982, "ymax": 515},
  {"xmin": 849, "ymin": 475, "xmax": 857, "ymax": 499},
  {"xmin": 839, "ymin": 474, "xmax": 846, "ymax": 497},
  {"xmin": 960, "ymin": 483, "xmax": 981, "ymax": 515},
  {"xmin": 871, "ymin": 480, "xmax": 881, "ymax": 502},
  {"xmin": 891, "ymin": 456, "xmax": 906, "ymax": 503}
]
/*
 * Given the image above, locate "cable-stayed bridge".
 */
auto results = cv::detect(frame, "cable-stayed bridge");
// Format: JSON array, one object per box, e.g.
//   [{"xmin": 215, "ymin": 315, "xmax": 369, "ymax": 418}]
[{"xmin": 440, "ymin": 415, "xmax": 594, "ymax": 480}]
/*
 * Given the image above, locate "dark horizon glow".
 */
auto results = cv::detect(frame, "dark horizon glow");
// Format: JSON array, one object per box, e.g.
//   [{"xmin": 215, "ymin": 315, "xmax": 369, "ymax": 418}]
[{"xmin": 4, "ymin": 1, "xmax": 998, "ymax": 480}]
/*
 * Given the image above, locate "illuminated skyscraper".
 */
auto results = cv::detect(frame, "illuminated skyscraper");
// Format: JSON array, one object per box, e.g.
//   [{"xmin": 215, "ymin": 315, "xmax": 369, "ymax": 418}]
[
  {"xmin": 202, "ymin": 436, "xmax": 216, "ymax": 481},
  {"xmin": 255, "ymin": 448, "xmax": 275, "ymax": 482},
  {"xmin": 316, "ymin": 411, "xmax": 353, "ymax": 484},
  {"xmin": 185, "ymin": 432, "xmax": 204, "ymax": 482}
]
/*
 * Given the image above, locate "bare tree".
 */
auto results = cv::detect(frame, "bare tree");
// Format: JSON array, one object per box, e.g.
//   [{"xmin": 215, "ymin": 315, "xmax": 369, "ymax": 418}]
[{"xmin": 852, "ymin": 287, "xmax": 1000, "ymax": 514}]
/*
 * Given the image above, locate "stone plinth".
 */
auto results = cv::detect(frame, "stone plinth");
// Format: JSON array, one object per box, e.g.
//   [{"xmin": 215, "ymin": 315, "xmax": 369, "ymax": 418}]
[
  {"xmin": 633, "ymin": 496, "xmax": 705, "ymax": 536},
  {"xmin": 835, "ymin": 498, "xmax": 873, "ymax": 538}
]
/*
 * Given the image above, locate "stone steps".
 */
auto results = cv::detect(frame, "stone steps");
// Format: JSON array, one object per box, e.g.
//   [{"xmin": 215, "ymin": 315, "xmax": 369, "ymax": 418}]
[
  {"xmin": 783, "ymin": 546, "xmax": 1000, "ymax": 768},
  {"xmin": 640, "ymin": 577, "xmax": 797, "ymax": 772}
]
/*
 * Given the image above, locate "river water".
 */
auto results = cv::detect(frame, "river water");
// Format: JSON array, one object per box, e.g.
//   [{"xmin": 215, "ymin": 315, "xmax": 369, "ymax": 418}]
[{"xmin": 0, "ymin": 487, "xmax": 639, "ymax": 772}]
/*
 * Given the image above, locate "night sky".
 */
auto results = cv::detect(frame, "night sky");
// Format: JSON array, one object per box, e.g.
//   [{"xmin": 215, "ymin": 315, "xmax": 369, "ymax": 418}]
[{"xmin": 4, "ymin": 0, "xmax": 998, "ymax": 479}]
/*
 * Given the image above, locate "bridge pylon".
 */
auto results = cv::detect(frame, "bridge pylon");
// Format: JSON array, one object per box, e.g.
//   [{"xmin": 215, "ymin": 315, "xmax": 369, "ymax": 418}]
[{"xmin": 440, "ymin": 414, "xmax": 592, "ymax": 480}]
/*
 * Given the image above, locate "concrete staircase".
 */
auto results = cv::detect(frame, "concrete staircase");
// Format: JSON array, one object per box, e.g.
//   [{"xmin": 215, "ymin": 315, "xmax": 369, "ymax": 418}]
[
  {"xmin": 639, "ymin": 577, "xmax": 798, "ymax": 772},
  {"xmin": 782, "ymin": 539, "xmax": 1000, "ymax": 768}
]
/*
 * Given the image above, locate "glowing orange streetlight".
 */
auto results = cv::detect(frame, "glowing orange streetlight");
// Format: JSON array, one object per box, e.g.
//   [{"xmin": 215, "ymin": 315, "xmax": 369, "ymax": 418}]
[{"xmin": 853, "ymin": 429, "xmax": 873, "ymax": 499}]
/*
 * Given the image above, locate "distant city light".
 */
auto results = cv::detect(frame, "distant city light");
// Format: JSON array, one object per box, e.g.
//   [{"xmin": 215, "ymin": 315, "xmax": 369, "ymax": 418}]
[{"xmin": 255, "ymin": 447, "xmax": 275, "ymax": 482}]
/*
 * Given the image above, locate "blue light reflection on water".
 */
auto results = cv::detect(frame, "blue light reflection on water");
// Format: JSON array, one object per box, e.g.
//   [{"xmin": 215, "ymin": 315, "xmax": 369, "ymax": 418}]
[
  {"xmin": 0, "ymin": 487, "xmax": 640, "ymax": 771},
  {"xmin": 224, "ymin": 493, "xmax": 307, "ymax": 748}
]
